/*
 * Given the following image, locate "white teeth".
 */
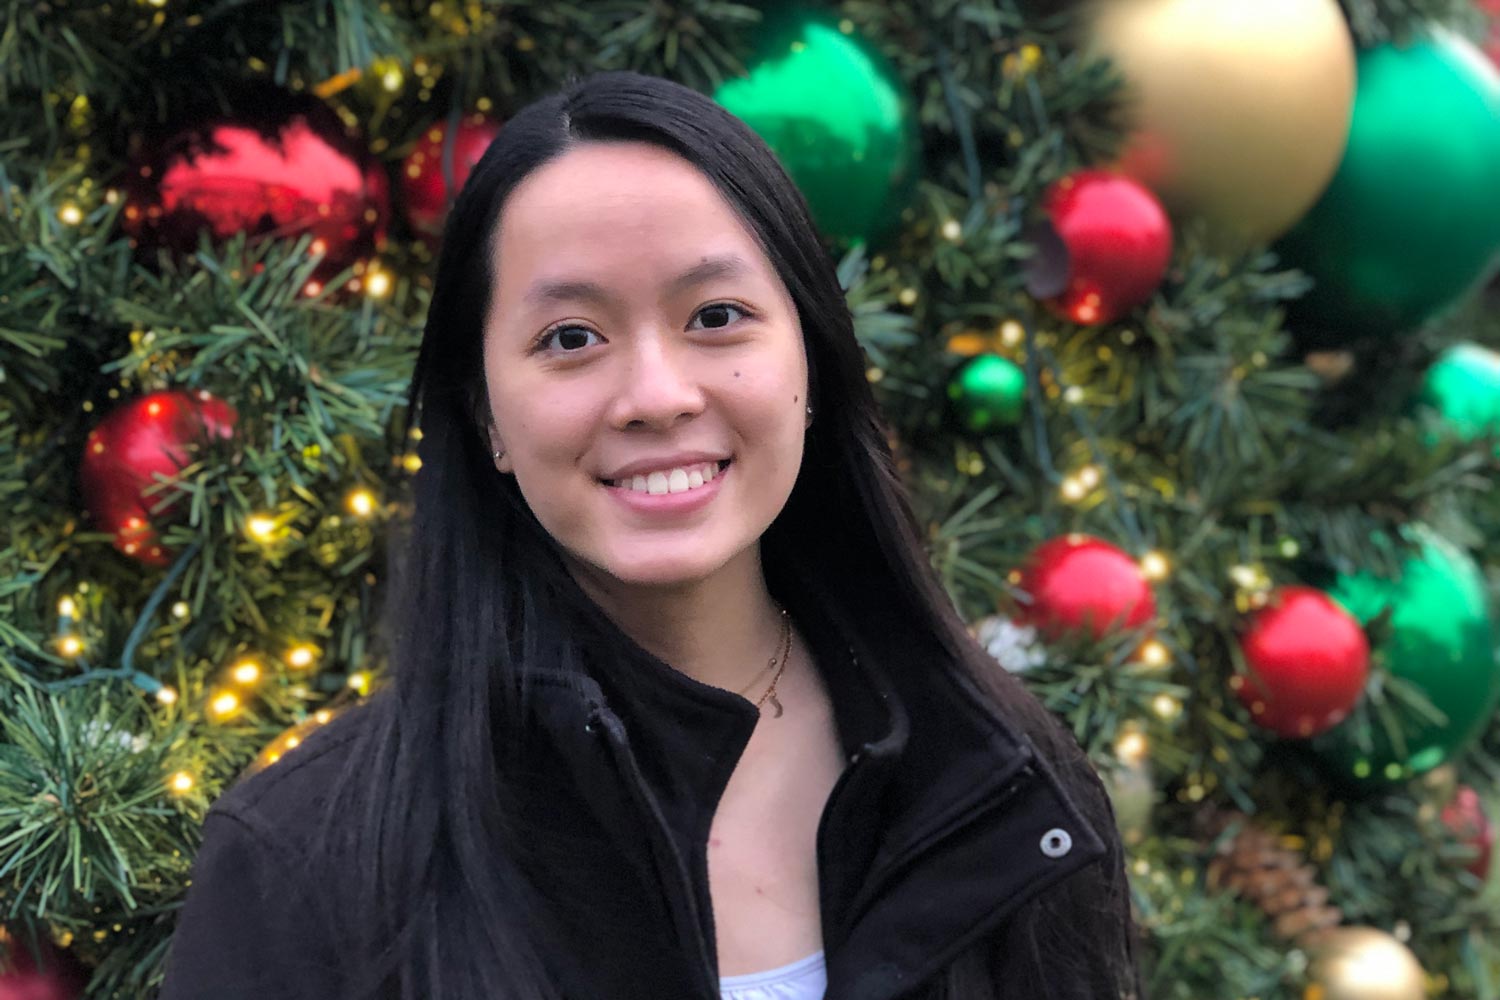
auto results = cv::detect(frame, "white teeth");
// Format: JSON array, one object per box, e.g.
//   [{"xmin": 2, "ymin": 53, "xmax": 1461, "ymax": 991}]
[{"xmin": 611, "ymin": 461, "xmax": 725, "ymax": 494}]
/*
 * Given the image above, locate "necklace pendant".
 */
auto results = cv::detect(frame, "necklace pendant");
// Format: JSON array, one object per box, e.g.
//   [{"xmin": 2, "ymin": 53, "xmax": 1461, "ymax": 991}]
[{"xmin": 767, "ymin": 692, "xmax": 784, "ymax": 718}]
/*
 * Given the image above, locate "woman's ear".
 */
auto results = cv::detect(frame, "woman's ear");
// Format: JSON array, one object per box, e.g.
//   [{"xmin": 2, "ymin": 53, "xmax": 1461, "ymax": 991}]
[{"xmin": 486, "ymin": 421, "xmax": 514, "ymax": 474}]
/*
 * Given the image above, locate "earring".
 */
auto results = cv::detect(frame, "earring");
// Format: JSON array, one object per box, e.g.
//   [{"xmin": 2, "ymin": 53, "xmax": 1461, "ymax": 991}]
[{"xmin": 492, "ymin": 449, "xmax": 503, "ymax": 460}]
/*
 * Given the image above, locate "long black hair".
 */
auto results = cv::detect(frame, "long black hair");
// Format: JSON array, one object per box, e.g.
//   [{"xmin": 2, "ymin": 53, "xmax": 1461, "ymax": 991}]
[{"xmin": 312, "ymin": 70, "xmax": 1144, "ymax": 1000}]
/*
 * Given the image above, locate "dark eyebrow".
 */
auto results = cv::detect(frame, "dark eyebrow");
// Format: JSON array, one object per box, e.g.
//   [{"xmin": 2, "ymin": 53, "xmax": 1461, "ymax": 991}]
[{"xmin": 520, "ymin": 253, "xmax": 755, "ymax": 309}]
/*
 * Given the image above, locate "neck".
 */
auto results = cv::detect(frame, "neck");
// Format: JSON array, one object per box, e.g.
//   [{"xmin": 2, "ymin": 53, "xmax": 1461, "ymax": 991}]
[{"xmin": 563, "ymin": 545, "xmax": 788, "ymax": 694}]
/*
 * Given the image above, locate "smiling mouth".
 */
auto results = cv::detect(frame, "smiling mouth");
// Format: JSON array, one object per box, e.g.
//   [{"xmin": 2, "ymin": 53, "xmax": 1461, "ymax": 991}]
[{"xmin": 600, "ymin": 461, "xmax": 735, "ymax": 491}]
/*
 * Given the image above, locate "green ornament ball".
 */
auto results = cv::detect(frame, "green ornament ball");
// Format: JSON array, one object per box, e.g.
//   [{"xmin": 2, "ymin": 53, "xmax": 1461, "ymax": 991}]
[
  {"xmin": 1275, "ymin": 28, "xmax": 1500, "ymax": 345},
  {"xmin": 1416, "ymin": 342, "xmax": 1500, "ymax": 442},
  {"xmin": 1310, "ymin": 527, "xmax": 1500, "ymax": 790},
  {"xmin": 948, "ymin": 355, "xmax": 1027, "ymax": 433},
  {"xmin": 714, "ymin": 7, "xmax": 920, "ymax": 246}
]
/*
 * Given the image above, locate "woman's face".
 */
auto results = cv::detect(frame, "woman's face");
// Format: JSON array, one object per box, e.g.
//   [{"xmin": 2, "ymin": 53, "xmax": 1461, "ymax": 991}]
[{"xmin": 481, "ymin": 141, "xmax": 810, "ymax": 589}]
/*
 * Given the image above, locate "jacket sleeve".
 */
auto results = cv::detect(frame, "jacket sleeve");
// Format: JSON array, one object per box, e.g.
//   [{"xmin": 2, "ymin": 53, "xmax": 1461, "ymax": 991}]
[{"xmin": 158, "ymin": 809, "xmax": 343, "ymax": 1000}]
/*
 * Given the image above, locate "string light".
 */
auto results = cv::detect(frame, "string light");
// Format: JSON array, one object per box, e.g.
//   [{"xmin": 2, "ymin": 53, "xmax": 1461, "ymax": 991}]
[
  {"xmin": 209, "ymin": 691, "xmax": 240, "ymax": 717},
  {"xmin": 897, "ymin": 287, "xmax": 918, "ymax": 307},
  {"xmin": 1152, "ymin": 694, "xmax": 1183, "ymax": 720},
  {"xmin": 314, "ymin": 709, "xmax": 333, "ymax": 724},
  {"xmin": 169, "ymin": 772, "xmax": 194, "ymax": 793},
  {"xmin": 57, "ymin": 596, "xmax": 78, "ymax": 618},
  {"xmin": 347, "ymin": 671, "xmax": 371, "ymax": 695},
  {"xmin": 286, "ymin": 644, "xmax": 318, "ymax": 669},
  {"xmin": 1076, "ymin": 465, "xmax": 1101, "ymax": 490},
  {"xmin": 364, "ymin": 267, "xmax": 392, "ymax": 299},
  {"xmin": 57, "ymin": 635, "xmax": 84, "ymax": 657},
  {"xmin": 171, "ymin": 601, "xmax": 190, "ymax": 619},
  {"xmin": 345, "ymin": 488, "xmax": 377, "ymax": 517},
  {"xmin": 246, "ymin": 514, "xmax": 277, "ymax": 541},
  {"xmin": 1139, "ymin": 551, "xmax": 1171, "ymax": 581},
  {"xmin": 940, "ymin": 219, "xmax": 961, "ymax": 241},
  {"xmin": 1115, "ymin": 729, "xmax": 1149, "ymax": 765},
  {"xmin": 284, "ymin": 736, "xmax": 301, "ymax": 750},
  {"xmin": 1138, "ymin": 639, "xmax": 1171, "ymax": 669},
  {"xmin": 231, "ymin": 659, "xmax": 261, "ymax": 685},
  {"xmin": 58, "ymin": 203, "xmax": 83, "ymax": 225},
  {"xmin": 1059, "ymin": 477, "xmax": 1087, "ymax": 502},
  {"xmin": 156, "ymin": 686, "xmax": 178, "ymax": 705},
  {"xmin": 402, "ymin": 452, "xmax": 423, "ymax": 473}
]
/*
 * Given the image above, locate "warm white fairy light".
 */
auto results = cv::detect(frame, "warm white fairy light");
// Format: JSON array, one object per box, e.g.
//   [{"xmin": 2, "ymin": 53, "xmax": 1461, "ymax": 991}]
[
  {"xmin": 231, "ymin": 659, "xmax": 261, "ymax": 685},
  {"xmin": 347, "ymin": 671, "xmax": 370, "ymax": 695},
  {"xmin": 1139, "ymin": 551, "xmax": 1170, "ymax": 581},
  {"xmin": 156, "ymin": 686, "xmax": 178, "ymax": 705},
  {"xmin": 246, "ymin": 514, "xmax": 276, "ymax": 542},
  {"xmin": 57, "ymin": 635, "xmax": 84, "ymax": 657},
  {"xmin": 345, "ymin": 488, "xmax": 377, "ymax": 517},
  {"xmin": 57, "ymin": 596, "xmax": 78, "ymax": 618},
  {"xmin": 364, "ymin": 268, "xmax": 392, "ymax": 299},
  {"xmin": 286, "ymin": 644, "xmax": 318, "ymax": 669},
  {"xmin": 1116, "ymin": 729, "xmax": 1149, "ymax": 765},
  {"xmin": 1139, "ymin": 639, "xmax": 1171, "ymax": 669},
  {"xmin": 169, "ymin": 771, "xmax": 194, "ymax": 793},
  {"xmin": 210, "ymin": 691, "xmax": 240, "ymax": 717}
]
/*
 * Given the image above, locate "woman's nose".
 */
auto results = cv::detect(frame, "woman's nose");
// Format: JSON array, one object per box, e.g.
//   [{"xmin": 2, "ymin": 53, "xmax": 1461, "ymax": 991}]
[{"xmin": 607, "ymin": 332, "xmax": 705, "ymax": 430}]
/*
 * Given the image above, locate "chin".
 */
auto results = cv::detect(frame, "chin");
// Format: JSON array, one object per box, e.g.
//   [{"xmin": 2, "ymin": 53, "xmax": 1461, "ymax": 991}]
[{"xmin": 585, "ymin": 537, "xmax": 748, "ymax": 590}]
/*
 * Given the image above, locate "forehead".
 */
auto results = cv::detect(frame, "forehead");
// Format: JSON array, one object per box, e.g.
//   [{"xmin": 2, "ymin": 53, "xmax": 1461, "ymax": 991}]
[{"xmin": 490, "ymin": 141, "xmax": 778, "ymax": 297}]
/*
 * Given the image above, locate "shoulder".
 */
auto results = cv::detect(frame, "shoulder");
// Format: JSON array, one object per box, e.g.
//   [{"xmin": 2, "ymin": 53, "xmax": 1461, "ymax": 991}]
[{"xmin": 207, "ymin": 701, "xmax": 375, "ymax": 852}]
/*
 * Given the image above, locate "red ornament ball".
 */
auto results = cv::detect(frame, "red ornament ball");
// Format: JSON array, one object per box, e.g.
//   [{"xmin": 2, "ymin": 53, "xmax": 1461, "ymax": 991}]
[
  {"xmin": 1233, "ymin": 586, "xmax": 1370, "ymax": 739},
  {"xmin": 0, "ymin": 928, "xmax": 85, "ymax": 1000},
  {"xmin": 1014, "ymin": 534, "xmax": 1156, "ymax": 641},
  {"xmin": 123, "ymin": 90, "xmax": 389, "ymax": 278},
  {"xmin": 79, "ymin": 390, "xmax": 237, "ymax": 566},
  {"xmin": 1441, "ymin": 784, "xmax": 1494, "ymax": 881},
  {"xmin": 401, "ymin": 114, "xmax": 501, "ymax": 238},
  {"xmin": 1030, "ymin": 170, "xmax": 1173, "ymax": 325}
]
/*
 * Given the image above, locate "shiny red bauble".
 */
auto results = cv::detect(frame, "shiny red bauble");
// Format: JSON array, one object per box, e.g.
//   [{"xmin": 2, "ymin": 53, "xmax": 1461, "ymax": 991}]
[
  {"xmin": 1035, "ymin": 170, "xmax": 1173, "ymax": 325},
  {"xmin": 79, "ymin": 390, "xmax": 237, "ymax": 566},
  {"xmin": 122, "ymin": 90, "xmax": 389, "ymax": 278},
  {"xmin": 401, "ymin": 114, "xmax": 501, "ymax": 238},
  {"xmin": 1014, "ymin": 534, "xmax": 1156, "ymax": 641},
  {"xmin": 1442, "ymin": 784, "xmax": 1494, "ymax": 881},
  {"xmin": 0, "ymin": 928, "xmax": 85, "ymax": 1000},
  {"xmin": 1233, "ymin": 586, "xmax": 1370, "ymax": 739}
]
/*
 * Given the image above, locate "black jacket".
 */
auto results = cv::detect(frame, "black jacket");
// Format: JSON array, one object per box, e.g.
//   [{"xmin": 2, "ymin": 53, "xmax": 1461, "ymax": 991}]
[{"xmin": 159, "ymin": 594, "xmax": 1122, "ymax": 1000}]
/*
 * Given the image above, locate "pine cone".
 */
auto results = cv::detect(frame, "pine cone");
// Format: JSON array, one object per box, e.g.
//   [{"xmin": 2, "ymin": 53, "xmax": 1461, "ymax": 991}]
[{"xmin": 1198, "ymin": 808, "xmax": 1344, "ymax": 945}]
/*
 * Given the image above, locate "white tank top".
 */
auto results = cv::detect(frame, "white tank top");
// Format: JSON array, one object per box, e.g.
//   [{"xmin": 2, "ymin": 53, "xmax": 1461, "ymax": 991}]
[{"xmin": 719, "ymin": 950, "xmax": 827, "ymax": 1000}]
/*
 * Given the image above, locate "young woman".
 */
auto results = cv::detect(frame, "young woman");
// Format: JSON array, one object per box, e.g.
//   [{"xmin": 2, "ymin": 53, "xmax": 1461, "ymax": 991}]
[{"xmin": 160, "ymin": 71, "xmax": 1145, "ymax": 1000}]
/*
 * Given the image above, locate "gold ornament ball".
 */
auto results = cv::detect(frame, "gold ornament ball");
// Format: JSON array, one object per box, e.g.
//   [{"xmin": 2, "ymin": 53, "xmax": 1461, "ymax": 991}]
[
  {"xmin": 1088, "ymin": 0, "xmax": 1356, "ymax": 246},
  {"xmin": 1302, "ymin": 926, "xmax": 1426, "ymax": 1000}
]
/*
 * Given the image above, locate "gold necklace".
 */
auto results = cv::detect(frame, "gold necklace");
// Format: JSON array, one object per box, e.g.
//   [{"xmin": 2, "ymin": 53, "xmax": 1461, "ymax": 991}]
[{"xmin": 737, "ymin": 607, "xmax": 792, "ymax": 718}]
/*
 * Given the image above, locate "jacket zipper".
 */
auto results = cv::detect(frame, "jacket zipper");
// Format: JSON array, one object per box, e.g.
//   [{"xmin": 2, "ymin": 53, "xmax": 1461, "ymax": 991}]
[{"xmin": 591, "ymin": 706, "xmax": 720, "ymax": 998}]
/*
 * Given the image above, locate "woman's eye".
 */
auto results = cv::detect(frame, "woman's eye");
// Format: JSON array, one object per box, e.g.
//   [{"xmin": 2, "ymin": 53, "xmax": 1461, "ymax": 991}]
[
  {"xmin": 689, "ymin": 303, "xmax": 750, "ymax": 330},
  {"xmin": 537, "ymin": 325, "xmax": 603, "ymax": 353}
]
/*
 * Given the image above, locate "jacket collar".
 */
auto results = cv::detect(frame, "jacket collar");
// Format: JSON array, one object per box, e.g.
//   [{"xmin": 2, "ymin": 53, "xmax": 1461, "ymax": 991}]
[{"xmin": 513, "ymin": 570, "xmax": 1109, "ymax": 999}]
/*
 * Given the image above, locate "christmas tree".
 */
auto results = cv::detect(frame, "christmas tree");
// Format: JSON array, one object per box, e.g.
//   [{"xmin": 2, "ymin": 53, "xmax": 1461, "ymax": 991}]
[{"xmin": 4, "ymin": 1, "xmax": 1500, "ymax": 997}]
